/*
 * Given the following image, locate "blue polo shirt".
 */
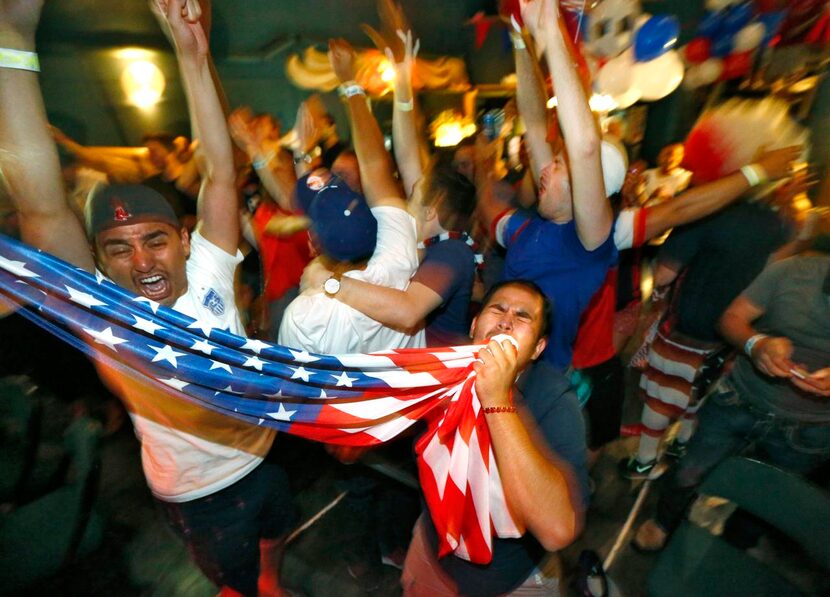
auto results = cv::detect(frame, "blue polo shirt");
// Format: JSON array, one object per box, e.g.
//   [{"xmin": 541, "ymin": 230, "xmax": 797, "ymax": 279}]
[{"xmin": 498, "ymin": 210, "xmax": 617, "ymax": 369}]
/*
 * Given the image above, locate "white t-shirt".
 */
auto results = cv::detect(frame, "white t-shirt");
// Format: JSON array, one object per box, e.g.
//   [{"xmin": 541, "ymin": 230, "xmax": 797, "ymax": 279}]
[
  {"xmin": 96, "ymin": 231, "xmax": 275, "ymax": 503},
  {"xmin": 279, "ymin": 205, "xmax": 426, "ymax": 354}
]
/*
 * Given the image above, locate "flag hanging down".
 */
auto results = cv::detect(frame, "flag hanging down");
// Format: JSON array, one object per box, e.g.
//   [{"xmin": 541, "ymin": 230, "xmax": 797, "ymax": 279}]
[{"xmin": 0, "ymin": 233, "xmax": 522, "ymax": 563}]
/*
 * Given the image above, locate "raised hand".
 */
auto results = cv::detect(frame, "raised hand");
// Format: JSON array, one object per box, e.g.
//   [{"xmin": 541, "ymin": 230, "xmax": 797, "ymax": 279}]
[
  {"xmin": 151, "ymin": 0, "xmax": 207, "ymax": 60},
  {"xmin": 228, "ymin": 107, "xmax": 259, "ymax": 155},
  {"xmin": 295, "ymin": 102, "xmax": 321, "ymax": 154},
  {"xmin": 328, "ymin": 38, "xmax": 357, "ymax": 83}
]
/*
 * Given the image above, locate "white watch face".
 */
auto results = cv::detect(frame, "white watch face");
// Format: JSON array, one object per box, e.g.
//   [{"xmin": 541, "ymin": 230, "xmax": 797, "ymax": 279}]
[{"xmin": 324, "ymin": 277, "xmax": 340, "ymax": 295}]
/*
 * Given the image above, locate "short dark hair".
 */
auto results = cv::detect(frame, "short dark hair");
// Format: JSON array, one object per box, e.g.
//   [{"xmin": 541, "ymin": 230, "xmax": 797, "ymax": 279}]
[
  {"xmin": 480, "ymin": 279, "xmax": 552, "ymax": 340},
  {"xmin": 423, "ymin": 166, "xmax": 477, "ymax": 232},
  {"xmin": 140, "ymin": 132, "xmax": 176, "ymax": 152}
]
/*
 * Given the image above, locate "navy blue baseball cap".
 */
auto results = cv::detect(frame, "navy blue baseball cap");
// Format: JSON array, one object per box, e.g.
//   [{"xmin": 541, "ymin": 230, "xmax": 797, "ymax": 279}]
[
  {"xmin": 85, "ymin": 183, "xmax": 179, "ymax": 239},
  {"xmin": 295, "ymin": 170, "xmax": 377, "ymax": 263}
]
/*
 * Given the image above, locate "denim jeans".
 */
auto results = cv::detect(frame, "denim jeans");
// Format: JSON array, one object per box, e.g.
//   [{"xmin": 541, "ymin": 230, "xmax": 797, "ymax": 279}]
[{"xmin": 655, "ymin": 379, "xmax": 830, "ymax": 534}]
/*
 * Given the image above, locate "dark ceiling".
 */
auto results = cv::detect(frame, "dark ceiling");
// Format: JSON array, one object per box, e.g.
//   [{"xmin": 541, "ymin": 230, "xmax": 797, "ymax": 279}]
[{"xmin": 37, "ymin": 0, "xmax": 491, "ymax": 60}]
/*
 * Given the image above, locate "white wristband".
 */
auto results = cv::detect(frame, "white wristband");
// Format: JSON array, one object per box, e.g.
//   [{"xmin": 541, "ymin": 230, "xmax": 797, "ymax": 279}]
[
  {"xmin": 338, "ymin": 81, "xmax": 366, "ymax": 99},
  {"xmin": 0, "ymin": 48, "xmax": 40, "ymax": 72},
  {"xmin": 744, "ymin": 334, "xmax": 769, "ymax": 357},
  {"xmin": 252, "ymin": 152, "xmax": 275, "ymax": 170},
  {"xmin": 740, "ymin": 164, "xmax": 769, "ymax": 187},
  {"xmin": 510, "ymin": 32, "xmax": 526, "ymax": 50},
  {"xmin": 395, "ymin": 99, "xmax": 414, "ymax": 112}
]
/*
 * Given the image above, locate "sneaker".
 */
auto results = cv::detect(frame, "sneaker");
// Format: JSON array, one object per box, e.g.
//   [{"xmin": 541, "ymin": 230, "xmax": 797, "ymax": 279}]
[
  {"xmin": 618, "ymin": 456, "xmax": 657, "ymax": 480},
  {"xmin": 664, "ymin": 438, "xmax": 687, "ymax": 460}
]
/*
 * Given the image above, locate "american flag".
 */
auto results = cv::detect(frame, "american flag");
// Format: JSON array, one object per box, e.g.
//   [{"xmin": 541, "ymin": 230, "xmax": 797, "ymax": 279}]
[{"xmin": 0, "ymin": 233, "xmax": 522, "ymax": 564}]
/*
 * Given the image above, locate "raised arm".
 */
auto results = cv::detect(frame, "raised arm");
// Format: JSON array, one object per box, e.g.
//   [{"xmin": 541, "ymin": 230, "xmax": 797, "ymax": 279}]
[
  {"xmin": 642, "ymin": 147, "xmax": 801, "ymax": 241},
  {"xmin": 0, "ymin": 0, "xmax": 93, "ymax": 270},
  {"xmin": 511, "ymin": 16, "xmax": 553, "ymax": 184},
  {"xmin": 533, "ymin": 0, "xmax": 612, "ymax": 249},
  {"xmin": 328, "ymin": 38, "xmax": 405, "ymax": 209},
  {"xmin": 387, "ymin": 30, "xmax": 427, "ymax": 198},
  {"xmin": 153, "ymin": 0, "xmax": 237, "ymax": 254},
  {"xmin": 229, "ymin": 107, "xmax": 298, "ymax": 213}
]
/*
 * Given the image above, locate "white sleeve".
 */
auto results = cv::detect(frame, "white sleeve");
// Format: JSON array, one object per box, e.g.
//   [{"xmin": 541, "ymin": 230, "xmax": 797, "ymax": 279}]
[
  {"xmin": 351, "ymin": 206, "xmax": 419, "ymax": 289},
  {"xmin": 493, "ymin": 210, "xmax": 514, "ymax": 248},
  {"xmin": 187, "ymin": 230, "xmax": 244, "ymax": 291},
  {"xmin": 613, "ymin": 208, "xmax": 637, "ymax": 250}
]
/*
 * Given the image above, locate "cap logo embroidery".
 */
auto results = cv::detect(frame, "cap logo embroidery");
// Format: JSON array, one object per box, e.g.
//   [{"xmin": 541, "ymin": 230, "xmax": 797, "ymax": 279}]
[{"xmin": 111, "ymin": 198, "xmax": 132, "ymax": 222}]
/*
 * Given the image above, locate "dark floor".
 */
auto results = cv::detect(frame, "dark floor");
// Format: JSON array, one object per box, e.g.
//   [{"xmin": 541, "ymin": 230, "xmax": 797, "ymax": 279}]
[
  {"xmin": 4, "ymin": 341, "xmax": 830, "ymax": 596},
  {"xmin": 2, "ymin": 366, "xmax": 663, "ymax": 597}
]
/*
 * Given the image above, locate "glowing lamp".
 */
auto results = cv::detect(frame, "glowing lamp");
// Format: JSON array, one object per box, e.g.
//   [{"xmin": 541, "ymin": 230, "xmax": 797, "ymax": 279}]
[
  {"xmin": 121, "ymin": 60, "xmax": 165, "ymax": 109},
  {"xmin": 379, "ymin": 60, "xmax": 396, "ymax": 84}
]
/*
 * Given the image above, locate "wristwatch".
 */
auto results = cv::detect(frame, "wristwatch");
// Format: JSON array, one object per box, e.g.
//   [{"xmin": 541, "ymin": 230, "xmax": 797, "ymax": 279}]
[{"xmin": 323, "ymin": 274, "xmax": 341, "ymax": 297}]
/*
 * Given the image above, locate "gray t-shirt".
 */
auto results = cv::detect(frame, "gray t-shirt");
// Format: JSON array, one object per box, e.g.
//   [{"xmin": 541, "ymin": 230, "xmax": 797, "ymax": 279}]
[{"xmin": 731, "ymin": 255, "xmax": 830, "ymax": 423}]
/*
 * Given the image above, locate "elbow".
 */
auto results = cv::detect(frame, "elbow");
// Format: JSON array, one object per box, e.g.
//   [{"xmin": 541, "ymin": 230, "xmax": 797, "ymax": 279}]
[
  {"xmin": 536, "ymin": 510, "xmax": 582, "ymax": 552},
  {"xmin": 570, "ymin": 135, "xmax": 600, "ymax": 160}
]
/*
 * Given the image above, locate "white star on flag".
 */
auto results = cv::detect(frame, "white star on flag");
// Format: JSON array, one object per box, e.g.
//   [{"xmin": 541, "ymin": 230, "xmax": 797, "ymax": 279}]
[
  {"xmin": 82, "ymin": 326, "xmax": 129, "ymax": 352},
  {"xmin": 290, "ymin": 366, "xmax": 312, "ymax": 382},
  {"xmin": 243, "ymin": 356, "xmax": 265, "ymax": 371},
  {"xmin": 149, "ymin": 344, "xmax": 187, "ymax": 368},
  {"xmin": 289, "ymin": 349, "xmax": 320, "ymax": 363},
  {"xmin": 264, "ymin": 388, "xmax": 283, "ymax": 399},
  {"xmin": 158, "ymin": 377, "xmax": 189, "ymax": 391},
  {"xmin": 66, "ymin": 286, "xmax": 107, "ymax": 309},
  {"xmin": 95, "ymin": 271, "xmax": 108, "ymax": 284},
  {"xmin": 333, "ymin": 371, "xmax": 357, "ymax": 387},
  {"xmin": 0, "ymin": 255, "xmax": 38, "ymax": 278},
  {"xmin": 241, "ymin": 338, "xmax": 272, "ymax": 354},
  {"xmin": 268, "ymin": 403, "xmax": 297, "ymax": 421},
  {"xmin": 133, "ymin": 316, "xmax": 164, "ymax": 335},
  {"xmin": 209, "ymin": 360, "xmax": 232, "ymax": 373},
  {"xmin": 191, "ymin": 338, "xmax": 216, "ymax": 355},
  {"xmin": 319, "ymin": 389, "xmax": 327, "ymax": 398},
  {"xmin": 187, "ymin": 319, "xmax": 215, "ymax": 338},
  {"xmin": 133, "ymin": 296, "xmax": 160, "ymax": 313}
]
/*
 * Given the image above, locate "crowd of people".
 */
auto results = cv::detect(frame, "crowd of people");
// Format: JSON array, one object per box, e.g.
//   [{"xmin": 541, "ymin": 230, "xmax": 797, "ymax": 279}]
[{"xmin": 0, "ymin": 0, "xmax": 828, "ymax": 596}]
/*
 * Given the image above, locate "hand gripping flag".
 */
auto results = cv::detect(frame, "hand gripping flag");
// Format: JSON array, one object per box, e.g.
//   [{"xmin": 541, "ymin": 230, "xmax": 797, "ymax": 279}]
[{"xmin": 0, "ymin": 234, "xmax": 522, "ymax": 563}]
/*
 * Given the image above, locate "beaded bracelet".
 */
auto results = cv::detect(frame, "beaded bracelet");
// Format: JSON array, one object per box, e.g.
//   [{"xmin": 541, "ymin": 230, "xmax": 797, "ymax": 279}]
[{"xmin": 483, "ymin": 405, "xmax": 518, "ymax": 414}]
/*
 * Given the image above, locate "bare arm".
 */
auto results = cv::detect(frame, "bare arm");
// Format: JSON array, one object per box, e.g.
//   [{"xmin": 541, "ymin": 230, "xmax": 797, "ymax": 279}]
[
  {"xmin": 643, "ymin": 147, "xmax": 803, "ymax": 242},
  {"xmin": 537, "ymin": 0, "xmax": 611, "ymax": 249},
  {"xmin": 719, "ymin": 294, "xmax": 797, "ymax": 379},
  {"xmin": 388, "ymin": 31, "xmax": 426, "ymax": 198},
  {"xmin": 155, "ymin": 0, "xmax": 238, "ymax": 255},
  {"xmin": 329, "ymin": 39, "xmax": 405, "ymax": 209},
  {"xmin": 475, "ymin": 339, "xmax": 580, "ymax": 550},
  {"xmin": 301, "ymin": 260, "xmax": 441, "ymax": 333},
  {"xmin": 511, "ymin": 20, "xmax": 552, "ymax": 184},
  {"xmin": 51, "ymin": 130, "xmax": 149, "ymax": 182},
  {"xmin": 0, "ymin": 1, "xmax": 93, "ymax": 271}
]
